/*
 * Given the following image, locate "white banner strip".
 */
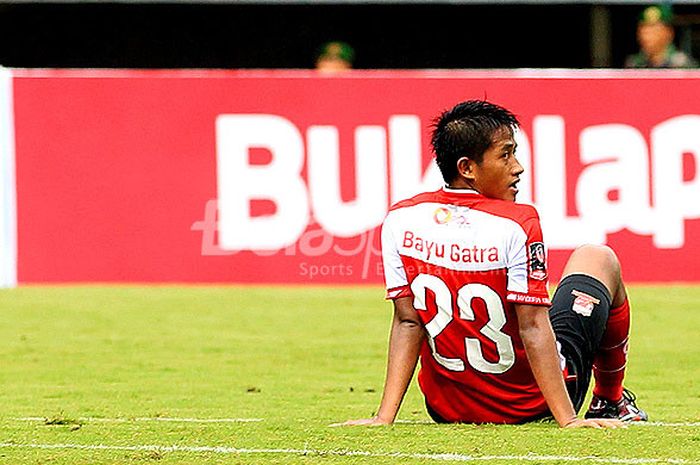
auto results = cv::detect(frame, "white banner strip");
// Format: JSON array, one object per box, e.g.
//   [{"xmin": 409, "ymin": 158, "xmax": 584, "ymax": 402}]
[{"xmin": 0, "ymin": 67, "xmax": 17, "ymax": 288}]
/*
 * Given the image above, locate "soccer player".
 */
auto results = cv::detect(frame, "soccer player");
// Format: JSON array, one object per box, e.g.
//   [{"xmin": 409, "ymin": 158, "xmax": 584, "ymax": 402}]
[{"xmin": 342, "ymin": 100, "xmax": 647, "ymax": 428}]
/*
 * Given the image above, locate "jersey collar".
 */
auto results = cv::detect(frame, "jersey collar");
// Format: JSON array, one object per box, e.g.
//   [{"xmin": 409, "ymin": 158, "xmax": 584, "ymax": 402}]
[{"xmin": 442, "ymin": 185, "xmax": 481, "ymax": 195}]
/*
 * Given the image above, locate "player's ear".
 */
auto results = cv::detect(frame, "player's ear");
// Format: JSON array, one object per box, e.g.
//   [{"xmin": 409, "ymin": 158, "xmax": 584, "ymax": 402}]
[{"xmin": 457, "ymin": 156, "xmax": 476, "ymax": 182}]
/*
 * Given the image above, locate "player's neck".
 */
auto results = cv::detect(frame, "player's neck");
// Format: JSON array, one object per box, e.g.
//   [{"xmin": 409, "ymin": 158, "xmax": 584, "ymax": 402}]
[
  {"xmin": 446, "ymin": 179, "xmax": 480, "ymax": 193},
  {"xmin": 444, "ymin": 184, "xmax": 480, "ymax": 195}
]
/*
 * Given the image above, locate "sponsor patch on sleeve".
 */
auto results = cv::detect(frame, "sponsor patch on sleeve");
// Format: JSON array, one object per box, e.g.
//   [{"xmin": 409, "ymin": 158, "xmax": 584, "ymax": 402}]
[
  {"xmin": 506, "ymin": 292, "xmax": 551, "ymax": 306},
  {"xmin": 571, "ymin": 289, "xmax": 600, "ymax": 317},
  {"xmin": 528, "ymin": 242, "xmax": 547, "ymax": 281}
]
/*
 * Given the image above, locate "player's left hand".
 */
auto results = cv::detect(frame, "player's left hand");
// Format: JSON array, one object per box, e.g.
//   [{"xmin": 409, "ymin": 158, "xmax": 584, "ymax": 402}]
[{"xmin": 329, "ymin": 416, "xmax": 392, "ymax": 427}]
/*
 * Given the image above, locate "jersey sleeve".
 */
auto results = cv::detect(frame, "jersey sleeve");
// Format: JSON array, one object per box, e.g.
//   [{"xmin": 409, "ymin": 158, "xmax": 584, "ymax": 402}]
[
  {"xmin": 505, "ymin": 206, "xmax": 551, "ymax": 306},
  {"xmin": 381, "ymin": 213, "xmax": 413, "ymax": 300}
]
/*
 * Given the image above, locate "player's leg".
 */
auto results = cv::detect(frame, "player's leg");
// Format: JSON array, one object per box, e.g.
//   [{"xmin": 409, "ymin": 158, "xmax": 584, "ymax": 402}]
[
  {"xmin": 559, "ymin": 243, "xmax": 626, "ymax": 308},
  {"xmin": 548, "ymin": 255, "xmax": 611, "ymax": 413},
  {"xmin": 561, "ymin": 246, "xmax": 629, "ymax": 407},
  {"xmin": 550, "ymin": 244, "xmax": 647, "ymax": 421}
]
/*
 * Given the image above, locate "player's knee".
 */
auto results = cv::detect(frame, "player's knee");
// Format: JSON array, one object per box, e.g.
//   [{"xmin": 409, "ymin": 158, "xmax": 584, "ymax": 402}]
[
  {"xmin": 571, "ymin": 244, "xmax": 621, "ymax": 275},
  {"xmin": 574, "ymin": 244, "xmax": 617, "ymax": 259}
]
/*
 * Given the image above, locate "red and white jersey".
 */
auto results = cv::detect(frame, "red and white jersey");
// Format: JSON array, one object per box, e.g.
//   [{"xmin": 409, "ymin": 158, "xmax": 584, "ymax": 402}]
[{"xmin": 382, "ymin": 187, "xmax": 552, "ymax": 424}]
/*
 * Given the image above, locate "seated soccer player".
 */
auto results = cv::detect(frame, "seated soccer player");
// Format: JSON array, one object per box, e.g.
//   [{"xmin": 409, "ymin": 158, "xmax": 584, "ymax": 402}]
[{"xmin": 341, "ymin": 100, "xmax": 647, "ymax": 427}]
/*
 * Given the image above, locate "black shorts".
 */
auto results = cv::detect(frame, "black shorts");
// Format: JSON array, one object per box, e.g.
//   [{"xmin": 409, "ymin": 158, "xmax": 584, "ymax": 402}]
[{"xmin": 549, "ymin": 273, "xmax": 611, "ymax": 412}]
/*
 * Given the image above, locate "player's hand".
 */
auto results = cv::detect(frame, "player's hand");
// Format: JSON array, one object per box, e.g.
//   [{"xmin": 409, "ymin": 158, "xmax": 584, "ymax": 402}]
[
  {"xmin": 330, "ymin": 416, "xmax": 393, "ymax": 427},
  {"xmin": 563, "ymin": 418, "xmax": 626, "ymax": 429}
]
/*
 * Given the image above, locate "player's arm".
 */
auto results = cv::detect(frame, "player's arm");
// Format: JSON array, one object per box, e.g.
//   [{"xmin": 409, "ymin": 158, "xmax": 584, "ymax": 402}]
[
  {"xmin": 339, "ymin": 296, "xmax": 424, "ymax": 426},
  {"xmin": 515, "ymin": 304, "xmax": 623, "ymax": 429}
]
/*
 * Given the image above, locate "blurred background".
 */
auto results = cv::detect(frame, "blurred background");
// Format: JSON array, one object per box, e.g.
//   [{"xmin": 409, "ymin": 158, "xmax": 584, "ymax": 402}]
[
  {"xmin": 1, "ymin": 0, "xmax": 699, "ymax": 289},
  {"xmin": 0, "ymin": 0, "xmax": 698, "ymax": 70}
]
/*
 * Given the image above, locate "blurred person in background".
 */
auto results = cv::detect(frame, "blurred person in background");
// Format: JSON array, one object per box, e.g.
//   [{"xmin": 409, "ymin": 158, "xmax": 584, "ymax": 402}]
[
  {"xmin": 314, "ymin": 41, "xmax": 355, "ymax": 73},
  {"xmin": 625, "ymin": 4, "xmax": 698, "ymax": 68}
]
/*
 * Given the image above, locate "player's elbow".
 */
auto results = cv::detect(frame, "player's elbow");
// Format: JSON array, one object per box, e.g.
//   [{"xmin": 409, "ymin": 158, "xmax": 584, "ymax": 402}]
[
  {"xmin": 516, "ymin": 304, "xmax": 551, "ymax": 339},
  {"xmin": 517, "ymin": 312, "xmax": 551, "ymax": 347},
  {"xmin": 393, "ymin": 297, "xmax": 423, "ymax": 330},
  {"xmin": 397, "ymin": 315, "xmax": 423, "ymax": 330},
  {"xmin": 519, "ymin": 324, "xmax": 544, "ymax": 348}
]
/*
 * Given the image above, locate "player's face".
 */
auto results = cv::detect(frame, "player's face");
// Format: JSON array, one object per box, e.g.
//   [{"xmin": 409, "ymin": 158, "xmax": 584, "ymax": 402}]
[{"xmin": 471, "ymin": 128, "xmax": 524, "ymax": 202}]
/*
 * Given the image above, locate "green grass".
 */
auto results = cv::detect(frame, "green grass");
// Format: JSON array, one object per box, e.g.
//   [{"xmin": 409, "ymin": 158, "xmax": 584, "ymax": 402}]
[{"xmin": 0, "ymin": 285, "xmax": 698, "ymax": 464}]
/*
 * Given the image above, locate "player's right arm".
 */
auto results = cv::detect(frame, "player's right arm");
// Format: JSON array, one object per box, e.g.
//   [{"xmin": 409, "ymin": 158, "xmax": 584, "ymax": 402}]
[
  {"xmin": 516, "ymin": 303, "xmax": 623, "ymax": 429},
  {"xmin": 340, "ymin": 296, "xmax": 424, "ymax": 426},
  {"xmin": 509, "ymin": 206, "xmax": 623, "ymax": 429}
]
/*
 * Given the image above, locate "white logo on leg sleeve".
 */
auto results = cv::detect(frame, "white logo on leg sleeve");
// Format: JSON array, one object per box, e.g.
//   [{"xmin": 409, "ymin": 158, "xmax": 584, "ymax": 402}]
[{"xmin": 570, "ymin": 290, "xmax": 600, "ymax": 317}]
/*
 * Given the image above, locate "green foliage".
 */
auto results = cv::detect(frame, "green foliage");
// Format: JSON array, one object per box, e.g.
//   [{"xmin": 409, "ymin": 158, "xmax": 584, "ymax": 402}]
[{"xmin": 0, "ymin": 285, "xmax": 698, "ymax": 464}]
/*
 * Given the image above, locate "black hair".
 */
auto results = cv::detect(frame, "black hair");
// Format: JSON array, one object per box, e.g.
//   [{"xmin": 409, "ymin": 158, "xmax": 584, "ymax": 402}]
[{"xmin": 430, "ymin": 100, "xmax": 520, "ymax": 183}]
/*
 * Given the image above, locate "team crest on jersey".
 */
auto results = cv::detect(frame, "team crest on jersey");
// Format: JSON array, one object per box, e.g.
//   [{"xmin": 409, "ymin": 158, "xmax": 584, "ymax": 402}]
[
  {"xmin": 433, "ymin": 206, "xmax": 470, "ymax": 226},
  {"xmin": 433, "ymin": 207, "xmax": 452, "ymax": 224},
  {"xmin": 571, "ymin": 289, "xmax": 600, "ymax": 317},
  {"xmin": 528, "ymin": 242, "xmax": 547, "ymax": 280}
]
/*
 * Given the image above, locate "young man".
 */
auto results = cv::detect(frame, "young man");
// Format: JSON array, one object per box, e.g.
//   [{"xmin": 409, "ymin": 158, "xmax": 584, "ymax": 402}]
[{"xmin": 342, "ymin": 100, "xmax": 647, "ymax": 428}]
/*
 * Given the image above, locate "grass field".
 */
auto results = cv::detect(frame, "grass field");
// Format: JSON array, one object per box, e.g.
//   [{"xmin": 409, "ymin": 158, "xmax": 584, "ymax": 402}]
[{"xmin": 0, "ymin": 285, "xmax": 698, "ymax": 464}]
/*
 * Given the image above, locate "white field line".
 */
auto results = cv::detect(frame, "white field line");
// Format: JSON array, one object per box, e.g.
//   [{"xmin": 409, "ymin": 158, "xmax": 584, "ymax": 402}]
[
  {"xmin": 12, "ymin": 417, "xmax": 700, "ymax": 427},
  {"xmin": 14, "ymin": 416, "xmax": 262, "ymax": 424},
  {"xmin": 395, "ymin": 419, "xmax": 700, "ymax": 428},
  {"xmin": 0, "ymin": 442, "xmax": 698, "ymax": 464},
  {"xmin": 638, "ymin": 422, "xmax": 700, "ymax": 428}
]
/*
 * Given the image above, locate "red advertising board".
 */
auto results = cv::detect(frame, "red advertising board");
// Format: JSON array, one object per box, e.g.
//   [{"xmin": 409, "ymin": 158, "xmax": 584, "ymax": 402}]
[{"xmin": 9, "ymin": 69, "xmax": 700, "ymax": 284}]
